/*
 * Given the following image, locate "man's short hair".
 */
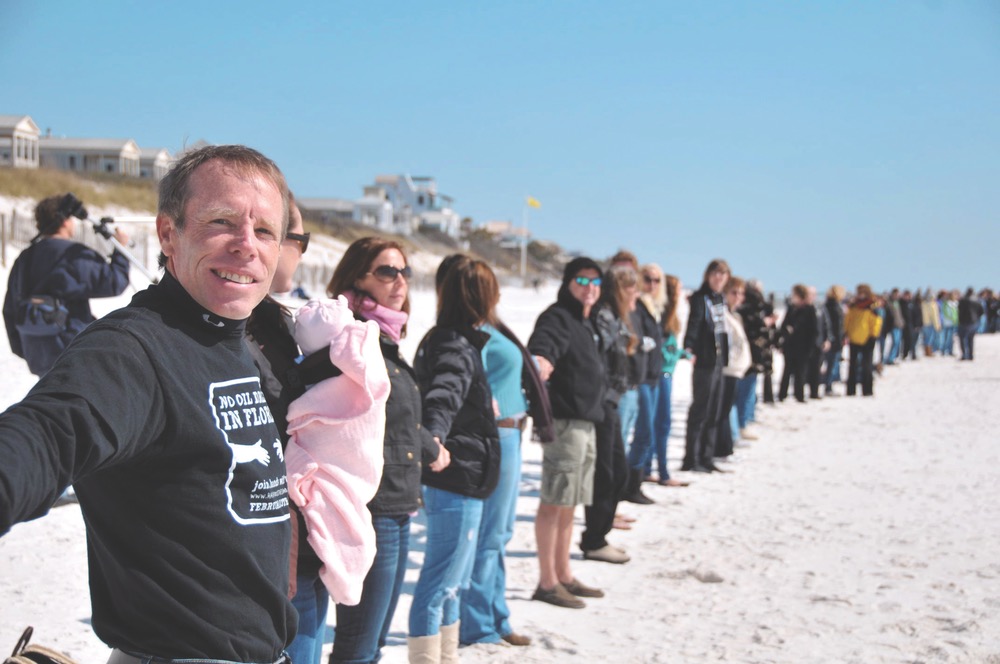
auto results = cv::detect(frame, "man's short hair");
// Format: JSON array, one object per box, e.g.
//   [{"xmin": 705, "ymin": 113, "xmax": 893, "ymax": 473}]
[
  {"xmin": 35, "ymin": 196, "xmax": 67, "ymax": 235},
  {"xmin": 156, "ymin": 145, "xmax": 290, "ymax": 269},
  {"xmin": 158, "ymin": 144, "xmax": 290, "ymax": 236}
]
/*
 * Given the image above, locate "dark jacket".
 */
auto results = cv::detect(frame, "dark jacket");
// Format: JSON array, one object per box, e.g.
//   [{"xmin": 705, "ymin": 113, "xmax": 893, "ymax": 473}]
[
  {"xmin": 415, "ymin": 325, "xmax": 500, "ymax": 499},
  {"xmin": 738, "ymin": 288, "xmax": 774, "ymax": 373},
  {"xmin": 958, "ymin": 297, "xmax": 984, "ymax": 326},
  {"xmin": 528, "ymin": 288, "xmax": 606, "ymax": 423},
  {"xmin": 2, "ymin": 271, "xmax": 294, "ymax": 661},
  {"xmin": 779, "ymin": 304, "xmax": 817, "ymax": 357},
  {"xmin": 625, "ymin": 309, "xmax": 647, "ymax": 387},
  {"xmin": 4, "ymin": 237, "xmax": 129, "ymax": 360},
  {"xmin": 374, "ymin": 338, "xmax": 440, "ymax": 513},
  {"xmin": 684, "ymin": 284, "xmax": 729, "ymax": 369},
  {"xmin": 593, "ymin": 303, "xmax": 631, "ymax": 404},
  {"xmin": 824, "ymin": 296, "xmax": 845, "ymax": 344},
  {"xmin": 635, "ymin": 298, "xmax": 663, "ymax": 385}
]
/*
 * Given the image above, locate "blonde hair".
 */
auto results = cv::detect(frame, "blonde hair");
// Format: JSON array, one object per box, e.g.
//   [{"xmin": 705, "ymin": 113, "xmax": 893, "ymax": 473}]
[{"xmin": 640, "ymin": 262, "xmax": 667, "ymax": 313}]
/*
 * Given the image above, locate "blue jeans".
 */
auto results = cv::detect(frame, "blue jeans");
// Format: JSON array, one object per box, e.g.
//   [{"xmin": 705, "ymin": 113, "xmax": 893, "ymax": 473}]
[
  {"xmin": 332, "ymin": 514, "xmax": 411, "ymax": 664},
  {"xmin": 941, "ymin": 325, "xmax": 956, "ymax": 355},
  {"xmin": 922, "ymin": 325, "xmax": 937, "ymax": 351},
  {"xmin": 822, "ymin": 348, "xmax": 842, "ymax": 392},
  {"xmin": 286, "ymin": 572, "xmax": 330, "ymax": 664},
  {"xmin": 618, "ymin": 388, "xmax": 639, "ymax": 457},
  {"xmin": 409, "ymin": 487, "xmax": 483, "ymax": 637},
  {"xmin": 628, "ymin": 382, "xmax": 659, "ymax": 472},
  {"xmin": 460, "ymin": 427, "xmax": 522, "ymax": 644},
  {"xmin": 735, "ymin": 373, "xmax": 757, "ymax": 429},
  {"xmin": 959, "ymin": 324, "xmax": 978, "ymax": 360},
  {"xmin": 885, "ymin": 329, "xmax": 901, "ymax": 364},
  {"xmin": 647, "ymin": 374, "xmax": 673, "ymax": 479}
]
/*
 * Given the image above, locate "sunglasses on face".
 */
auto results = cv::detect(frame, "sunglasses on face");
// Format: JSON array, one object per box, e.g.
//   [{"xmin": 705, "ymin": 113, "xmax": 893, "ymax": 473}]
[
  {"xmin": 285, "ymin": 231, "xmax": 310, "ymax": 254},
  {"xmin": 369, "ymin": 264, "xmax": 413, "ymax": 282},
  {"xmin": 643, "ymin": 275, "xmax": 661, "ymax": 284},
  {"xmin": 574, "ymin": 276, "xmax": 602, "ymax": 287}
]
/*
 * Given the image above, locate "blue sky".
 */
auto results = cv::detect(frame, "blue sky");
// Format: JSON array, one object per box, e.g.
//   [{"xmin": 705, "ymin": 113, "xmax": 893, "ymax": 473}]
[{"xmin": 3, "ymin": 0, "xmax": 998, "ymax": 292}]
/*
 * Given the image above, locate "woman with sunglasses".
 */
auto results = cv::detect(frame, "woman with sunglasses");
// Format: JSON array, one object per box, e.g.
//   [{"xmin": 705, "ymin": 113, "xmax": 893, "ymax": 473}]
[
  {"xmin": 622, "ymin": 263, "xmax": 665, "ymax": 503},
  {"xmin": 527, "ymin": 257, "xmax": 607, "ymax": 608},
  {"xmin": 408, "ymin": 256, "xmax": 502, "ymax": 662},
  {"xmin": 323, "ymin": 237, "xmax": 449, "ymax": 664},
  {"xmin": 579, "ymin": 264, "xmax": 638, "ymax": 564}
]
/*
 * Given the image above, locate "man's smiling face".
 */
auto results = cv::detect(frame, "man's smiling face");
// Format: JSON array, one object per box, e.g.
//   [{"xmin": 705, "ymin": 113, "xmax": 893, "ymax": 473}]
[{"xmin": 157, "ymin": 159, "xmax": 284, "ymax": 320}]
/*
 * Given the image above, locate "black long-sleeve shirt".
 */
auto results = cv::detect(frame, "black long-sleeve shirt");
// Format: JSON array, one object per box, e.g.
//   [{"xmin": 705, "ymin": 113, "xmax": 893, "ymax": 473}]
[{"xmin": 0, "ymin": 271, "xmax": 294, "ymax": 662}]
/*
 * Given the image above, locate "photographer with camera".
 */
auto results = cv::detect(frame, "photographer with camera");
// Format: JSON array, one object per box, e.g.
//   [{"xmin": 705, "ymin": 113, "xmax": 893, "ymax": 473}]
[{"xmin": 3, "ymin": 193, "xmax": 130, "ymax": 375}]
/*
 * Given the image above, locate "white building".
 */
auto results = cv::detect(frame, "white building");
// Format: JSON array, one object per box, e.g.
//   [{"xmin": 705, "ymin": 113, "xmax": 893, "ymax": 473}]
[
  {"xmin": 359, "ymin": 174, "xmax": 462, "ymax": 238},
  {"xmin": 139, "ymin": 147, "xmax": 173, "ymax": 180},
  {"xmin": 39, "ymin": 137, "xmax": 141, "ymax": 177},
  {"xmin": 298, "ymin": 197, "xmax": 356, "ymax": 226},
  {"xmin": 0, "ymin": 115, "xmax": 40, "ymax": 168},
  {"xmin": 480, "ymin": 219, "xmax": 531, "ymax": 248}
]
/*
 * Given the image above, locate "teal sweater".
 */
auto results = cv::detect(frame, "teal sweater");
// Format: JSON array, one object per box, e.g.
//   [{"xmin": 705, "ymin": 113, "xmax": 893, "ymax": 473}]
[
  {"xmin": 481, "ymin": 323, "xmax": 529, "ymax": 419},
  {"xmin": 660, "ymin": 331, "xmax": 691, "ymax": 376}
]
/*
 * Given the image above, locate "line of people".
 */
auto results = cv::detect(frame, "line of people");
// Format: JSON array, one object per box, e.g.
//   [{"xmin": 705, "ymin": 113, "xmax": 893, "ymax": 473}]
[{"xmin": 2, "ymin": 145, "xmax": 995, "ymax": 664}]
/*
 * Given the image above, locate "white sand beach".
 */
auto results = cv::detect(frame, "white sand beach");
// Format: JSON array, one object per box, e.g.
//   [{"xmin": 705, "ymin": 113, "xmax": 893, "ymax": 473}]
[{"xmin": 1, "ymin": 281, "xmax": 999, "ymax": 663}]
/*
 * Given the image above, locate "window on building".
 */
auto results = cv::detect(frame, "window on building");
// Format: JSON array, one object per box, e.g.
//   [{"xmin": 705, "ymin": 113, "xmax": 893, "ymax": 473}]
[{"xmin": 69, "ymin": 155, "xmax": 77, "ymax": 169}]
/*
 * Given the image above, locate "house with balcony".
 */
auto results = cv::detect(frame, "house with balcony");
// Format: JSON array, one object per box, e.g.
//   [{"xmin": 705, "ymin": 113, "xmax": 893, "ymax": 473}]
[
  {"xmin": 39, "ymin": 137, "xmax": 141, "ymax": 177},
  {"xmin": 0, "ymin": 115, "xmax": 40, "ymax": 168},
  {"xmin": 359, "ymin": 174, "xmax": 462, "ymax": 238},
  {"xmin": 139, "ymin": 147, "xmax": 173, "ymax": 180}
]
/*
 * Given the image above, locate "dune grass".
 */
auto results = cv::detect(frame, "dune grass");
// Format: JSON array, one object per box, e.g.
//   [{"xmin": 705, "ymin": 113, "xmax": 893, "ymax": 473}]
[{"xmin": 0, "ymin": 166, "xmax": 158, "ymax": 212}]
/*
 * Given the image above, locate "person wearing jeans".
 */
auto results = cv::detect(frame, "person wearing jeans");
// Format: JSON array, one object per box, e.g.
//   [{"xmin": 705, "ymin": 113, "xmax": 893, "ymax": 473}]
[
  {"xmin": 321, "ymin": 238, "xmax": 449, "ymax": 664},
  {"xmin": 460, "ymin": 321, "xmax": 533, "ymax": 647},
  {"xmin": 410, "ymin": 257, "xmax": 502, "ymax": 662}
]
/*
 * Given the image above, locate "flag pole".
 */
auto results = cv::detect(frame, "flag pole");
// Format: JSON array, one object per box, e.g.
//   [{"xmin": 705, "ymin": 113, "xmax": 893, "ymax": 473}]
[{"xmin": 520, "ymin": 199, "xmax": 528, "ymax": 285}]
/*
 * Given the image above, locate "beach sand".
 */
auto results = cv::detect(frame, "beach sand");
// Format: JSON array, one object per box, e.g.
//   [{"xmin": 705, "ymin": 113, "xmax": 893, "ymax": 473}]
[{"xmin": 2, "ymin": 285, "xmax": 999, "ymax": 663}]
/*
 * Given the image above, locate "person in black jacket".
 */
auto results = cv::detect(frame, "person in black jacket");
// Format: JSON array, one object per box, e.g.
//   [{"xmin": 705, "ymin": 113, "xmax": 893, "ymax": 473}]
[
  {"xmin": 1, "ymin": 145, "xmax": 299, "ymax": 663},
  {"xmin": 957, "ymin": 287, "xmax": 985, "ymax": 360},
  {"xmin": 622, "ymin": 263, "xmax": 665, "ymax": 504},
  {"xmin": 822, "ymin": 285, "xmax": 846, "ymax": 396},
  {"xmin": 528, "ymin": 256, "xmax": 607, "ymax": 609},
  {"xmin": 315, "ymin": 237, "xmax": 448, "ymax": 664},
  {"xmin": 581, "ymin": 264, "xmax": 637, "ymax": 564},
  {"xmin": 3, "ymin": 193, "xmax": 131, "ymax": 375},
  {"xmin": 682, "ymin": 258, "xmax": 731, "ymax": 473},
  {"xmin": 806, "ymin": 286, "xmax": 832, "ymax": 400},
  {"xmin": 777, "ymin": 284, "xmax": 816, "ymax": 403},
  {"xmin": 409, "ymin": 257, "xmax": 501, "ymax": 662}
]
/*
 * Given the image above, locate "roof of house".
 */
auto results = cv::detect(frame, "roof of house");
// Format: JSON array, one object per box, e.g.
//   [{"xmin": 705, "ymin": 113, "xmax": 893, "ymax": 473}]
[
  {"xmin": 297, "ymin": 197, "xmax": 355, "ymax": 212},
  {"xmin": 139, "ymin": 147, "xmax": 172, "ymax": 160},
  {"xmin": 0, "ymin": 115, "xmax": 40, "ymax": 134},
  {"xmin": 39, "ymin": 137, "xmax": 140, "ymax": 153}
]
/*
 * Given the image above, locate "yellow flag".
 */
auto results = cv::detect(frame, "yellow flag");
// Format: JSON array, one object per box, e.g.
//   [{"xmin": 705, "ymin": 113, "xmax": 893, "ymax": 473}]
[{"xmin": 526, "ymin": 196, "xmax": 541, "ymax": 209}]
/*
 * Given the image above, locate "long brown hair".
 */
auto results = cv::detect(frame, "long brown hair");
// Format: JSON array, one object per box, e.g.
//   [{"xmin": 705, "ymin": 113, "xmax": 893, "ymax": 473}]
[
  {"xmin": 327, "ymin": 236, "xmax": 411, "ymax": 336},
  {"xmin": 437, "ymin": 257, "xmax": 499, "ymax": 329},
  {"xmin": 601, "ymin": 265, "xmax": 639, "ymax": 354},
  {"xmin": 662, "ymin": 274, "xmax": 682, "ymax": 335}
]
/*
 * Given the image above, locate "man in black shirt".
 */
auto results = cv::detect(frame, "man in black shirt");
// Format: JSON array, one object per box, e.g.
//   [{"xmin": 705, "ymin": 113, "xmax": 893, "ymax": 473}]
[{"xmin": 0, "ymin": 145, "xmax": 296, "ymax": 663}]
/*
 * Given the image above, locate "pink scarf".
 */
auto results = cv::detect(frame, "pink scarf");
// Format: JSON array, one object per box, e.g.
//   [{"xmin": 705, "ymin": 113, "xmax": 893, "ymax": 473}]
[{"xmin": 341, "ymin": 290, "xmax": 408, "ymax": 343}]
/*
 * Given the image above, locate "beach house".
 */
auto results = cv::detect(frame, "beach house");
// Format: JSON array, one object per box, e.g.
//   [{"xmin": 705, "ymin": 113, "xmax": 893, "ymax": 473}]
[
  {"xmin": 139, "ymin": 147, "xmax": 173, "ymax": 180},
  {"xmin": 0, "ymin": 115, "xmax": 40, "ymax": 169},
  {"xmin": 39, "ymin": 137, "xmax": 141, "ymax": 177},
  {"xmin": 360, "ymin": 174, "xmax": 462, "ymax": 238}
]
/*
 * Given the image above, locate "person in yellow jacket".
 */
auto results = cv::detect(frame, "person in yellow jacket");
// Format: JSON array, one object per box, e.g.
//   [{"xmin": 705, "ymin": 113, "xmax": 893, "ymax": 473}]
[{"xmin": 843, "ymin": 283, "xmax": 883, "ymax": 396}]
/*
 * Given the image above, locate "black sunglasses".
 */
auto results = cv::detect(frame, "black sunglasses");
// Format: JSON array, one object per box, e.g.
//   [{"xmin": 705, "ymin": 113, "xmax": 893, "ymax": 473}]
[
  {"xmin": 369, "ymin": 265, "xmax": 412, "ymax": 282},
  {"xmin": 285, "ymin": 231, "xmax": 310, "ymax": 254}
]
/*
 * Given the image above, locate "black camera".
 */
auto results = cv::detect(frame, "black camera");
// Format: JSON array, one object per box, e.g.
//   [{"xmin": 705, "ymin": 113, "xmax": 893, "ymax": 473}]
[{"xmin": 58, "ymin": 192, "xmax": 88, "ymax": 221}]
